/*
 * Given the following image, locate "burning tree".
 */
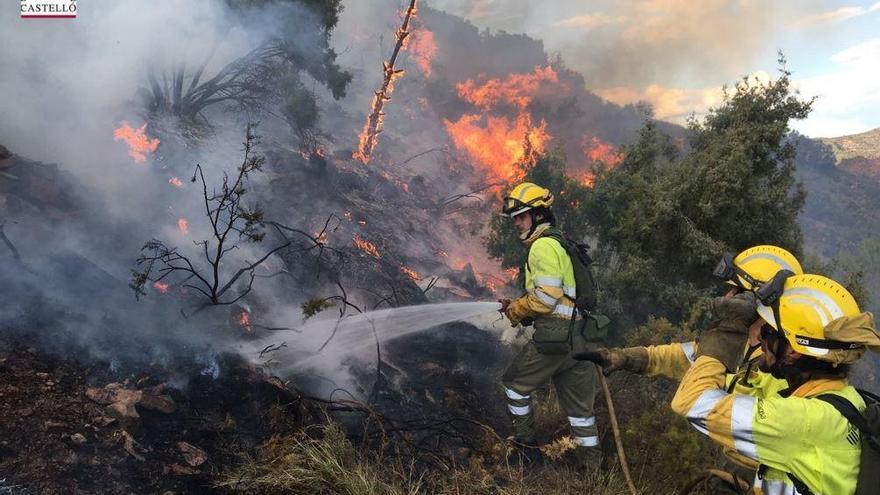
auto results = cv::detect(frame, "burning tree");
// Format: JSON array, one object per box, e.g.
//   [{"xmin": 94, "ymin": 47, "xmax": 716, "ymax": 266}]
[
  {"xmin": 130, "ymin": 124, "xmax": 335, "ymax": 306},
  {"xmin": 352, "ymin": 0, "xmax": 418, "ymax": 163}
]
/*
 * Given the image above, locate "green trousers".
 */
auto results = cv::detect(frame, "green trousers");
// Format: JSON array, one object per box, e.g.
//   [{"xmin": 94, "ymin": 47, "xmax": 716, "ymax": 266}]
[{"xmin": 502, "ymin": 340, "xmax": 600, "ymax": 450}]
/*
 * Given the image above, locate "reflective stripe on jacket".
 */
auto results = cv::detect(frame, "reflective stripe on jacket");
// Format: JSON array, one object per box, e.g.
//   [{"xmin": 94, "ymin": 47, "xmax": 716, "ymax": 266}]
[
  {"xmin": 506, "ymin": 236, "xmax": 576, "ymax": 323},
  {"xmin": 671, "ymin": 356, "xmax": 864, "ymax": 495}
]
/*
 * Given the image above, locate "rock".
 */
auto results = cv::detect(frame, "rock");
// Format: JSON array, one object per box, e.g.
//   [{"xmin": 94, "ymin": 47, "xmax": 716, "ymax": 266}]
[
  {"xmin": 36, "ymin": 372, "xmax": 50, "ymax": 379},
  {"xmin": 71, "ymin": 433, "xmax": 87, "ymax": 445},
  {"xmin": 0, "ymin": 144, "xmax": 10, "ymax": 160},
  {"xmin": 165, "ymin": 463, "xmax": 198, "ymax": 476},
  {"xmin": 86, "ymin": 383, "xmax": 129, "ymax": 405},
  {"xmin": 138, "ymin": 392, "xmax": 176, "ymax": 414},
  {"xmin": 105, "ymin": 398, "xmax": 141, "ymax": 432},
  {"xmin": 177, "ymin": 442, "xmax": 207, "ymax": 467},
  {"xmin": 45, "ymin": 420, "xmax": 67, "ymax": 431},
  {"xmin": 120, "ymin": 430, "xmax": 145, "ymax": 462}
]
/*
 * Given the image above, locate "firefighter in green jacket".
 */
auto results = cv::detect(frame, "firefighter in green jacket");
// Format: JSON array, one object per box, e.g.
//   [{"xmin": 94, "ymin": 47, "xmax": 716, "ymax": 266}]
[
  {"xmin": 498, "ymin": 182, "xmax": 601, "ymax": 467},
  {"xmin": 671, "ymin": 274, "xmax": 880, "ymax": 494}
]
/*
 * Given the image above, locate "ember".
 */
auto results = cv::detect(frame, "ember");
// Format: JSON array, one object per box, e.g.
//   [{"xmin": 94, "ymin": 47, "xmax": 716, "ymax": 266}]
[
  {"xmin": 152, "ymin": 281, "xmax": 170, "ymax": 293},
  {"xmin": 353, "ymin": 235, "xmax": 381, "ymax": 259},
  {"xmin": 168, "ymin": 176, "xmax": 184, "ymax": 188},
  {"xmin": 113, "ymin": 121, "xmax": 160, "ymax": 162},
  {"xmin": 177, "ymin": 218, "xmax": 188, "ymax": 235},
  {"xmin": 400, "ymin": 266, "xmax": 421, "ymax": 281},
  {"xmin": 237, "ymin": 311, "xmax": 252, "ymax": 331}
]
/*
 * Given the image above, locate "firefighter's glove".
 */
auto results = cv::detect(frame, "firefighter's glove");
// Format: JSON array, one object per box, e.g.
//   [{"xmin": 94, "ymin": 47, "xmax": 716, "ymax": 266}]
[
  {"xmin": 572, "ymin": 347, "xmax": 648, "ymax": 376},
  {"xmin": 695, "ymin": 329, "xmax": 748, "ymax": 373},
  {"xmin": 504, "ymin": 297, "xmax": 531, "ymax": 327},
  {"xmin": 498, "ymin": 299, "xmax": 512, "ymax": 314}
]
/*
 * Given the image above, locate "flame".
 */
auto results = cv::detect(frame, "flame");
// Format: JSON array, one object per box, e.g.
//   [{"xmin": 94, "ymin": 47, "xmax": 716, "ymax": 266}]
[
  {"xmin": 407, "ymin": 28, "xmax": 436, "ymax": 77},
  {"xmin": 582, "ymin": 135, "xmax": 622, "ymax": 167},
  {"xmin": 443, "ymin": 67, "xmax": 558, "ymax": 180},
  {"xmin": 238, "ymin": 310, "xmax": 252, "ymax": 330},
  {"xmin": 400, "ymin": 266, "xmax": 421, "ymax": 281},
  {"xmin": 168, "ymin": 176, "xmax": 183, "ymax": 188},
  {"xmin": 113, "ymin": 121, "xmax": 160, "ymax": 162},
  {"xmin": 579, "ymin": 171, "xmax": 596, "ymax": 188},
  {"xmin": 353, "ymin": 235, "xmax": 381, "ymax": 259},
  {"xmin": 456, "ymin": 66, "xmax": 558, "ymax": 111},
  {"xmin": 505, "ymin": 267, "xmax": 519, "ymax": 281},
  {"xmin": 153, "ymin": 281, "xmax": 170, "ymax": 293},
  {"xmin": 177, "ymin": 217, "xmax": 189, "ymax": 235},
  {"xmin": 314, "ymin": 231, "xmax": 328, "ymax": 245},
  {"xmin": 444, "ymin": 113, "xmax": 548, "ymax": 180}
]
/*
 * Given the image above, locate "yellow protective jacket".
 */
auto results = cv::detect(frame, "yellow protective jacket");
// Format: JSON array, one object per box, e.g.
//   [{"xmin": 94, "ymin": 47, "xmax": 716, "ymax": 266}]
[
  {"xmin": 671, "ymin": 356, "xmax": 864, "ymax": 495},
  {"xmin": 505, "ymin": 232, "xmax": 576, "ymax": 325},
  {"xmin": 645, "ymin": 341, "xmax": 789, "ymax": 470}
]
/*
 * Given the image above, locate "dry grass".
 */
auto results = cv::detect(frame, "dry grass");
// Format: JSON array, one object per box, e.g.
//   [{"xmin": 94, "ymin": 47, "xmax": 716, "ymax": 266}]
[{"xmin": 217, "ymin": 419, "xmax": 656, "ymax": 495}]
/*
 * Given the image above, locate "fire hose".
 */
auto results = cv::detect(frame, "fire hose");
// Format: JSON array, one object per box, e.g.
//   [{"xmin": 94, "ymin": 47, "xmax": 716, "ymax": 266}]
[{"xmin": 598, "ymin": 370, "xmax": 640, "ymax": 495}]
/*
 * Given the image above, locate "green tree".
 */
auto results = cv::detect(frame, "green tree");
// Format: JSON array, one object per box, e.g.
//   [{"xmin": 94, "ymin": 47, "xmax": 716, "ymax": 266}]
[{"xmin": 587, "ymin": 61, "xmax": 811, "ymax": 323}]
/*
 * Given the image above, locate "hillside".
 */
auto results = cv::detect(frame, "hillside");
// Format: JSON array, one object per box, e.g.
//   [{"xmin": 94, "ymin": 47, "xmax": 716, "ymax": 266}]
[{"xmin": 818, "ymin": 127, "xmax": 880, "ymax": 180}]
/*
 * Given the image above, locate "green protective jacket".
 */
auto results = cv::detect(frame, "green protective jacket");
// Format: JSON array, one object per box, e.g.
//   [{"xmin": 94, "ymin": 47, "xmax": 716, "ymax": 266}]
[
  {"xmin": 505, "ymin": 228, "xmax": 576, "ymax": 325},
  {"xmin": 671, "ymin": 355, "xmax": 864, "ymax": 495}
]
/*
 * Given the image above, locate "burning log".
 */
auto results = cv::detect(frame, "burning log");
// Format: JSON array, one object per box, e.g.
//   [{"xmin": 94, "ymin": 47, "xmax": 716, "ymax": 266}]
[{"xmin": 352, "ymin": 0, "xmax": 418, "ymax": 164}]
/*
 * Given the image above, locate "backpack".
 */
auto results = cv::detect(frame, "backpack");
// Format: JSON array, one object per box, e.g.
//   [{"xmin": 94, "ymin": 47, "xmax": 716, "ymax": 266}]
[
  {"xmin": 782, "ymin": 389, "xmax": 880, "ymax": 495},
  {"xmin": 530, "ymin": 229, "xmax": 606, "ymax": 355},
  {"xmin": 815, "ymin": 389, "xmax": 880, "ymax": 495},
  {"xmin": 540, "ymin": 229, "xmax": 598, "ymax": 314}
]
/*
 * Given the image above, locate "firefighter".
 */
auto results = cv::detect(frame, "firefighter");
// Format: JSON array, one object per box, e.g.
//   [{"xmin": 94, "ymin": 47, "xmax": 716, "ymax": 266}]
[
  {"xmin": 670, "ymin": 273, "xmax": 880, "ymax": 494},
  {"xmin": 582, "ymin": 245, "xmax": 803, "ymax": 383},
  {"xmin": 576, "ymin": 246, "xmax": 803, "ymax": 478},
  {"xmin": 498, "ymin": 182, "xmax": 601, "ymax": 468}
]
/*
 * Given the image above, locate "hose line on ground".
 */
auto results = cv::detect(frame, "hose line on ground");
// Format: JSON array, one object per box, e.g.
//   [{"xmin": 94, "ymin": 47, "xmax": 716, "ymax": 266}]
[{"xmin": 598, "ymin": 370, "xmax": 639, "ymax": 495}]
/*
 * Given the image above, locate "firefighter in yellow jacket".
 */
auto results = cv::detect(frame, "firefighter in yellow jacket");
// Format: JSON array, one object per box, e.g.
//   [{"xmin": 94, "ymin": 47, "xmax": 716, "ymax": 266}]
[
  {"xmin": 577, "ymin": 245, "xmax": 802, "ymax": 476},
  {"xmin": 498, "ymin": 182, "xmax": 601, "ymax": 467},
  {"xmin": 586, "ymin": 245, "xmax": 803, "ymax": 383},
  {"xmin": 671, "ymin": 274, "xmax": 880, "ymax": 494}
]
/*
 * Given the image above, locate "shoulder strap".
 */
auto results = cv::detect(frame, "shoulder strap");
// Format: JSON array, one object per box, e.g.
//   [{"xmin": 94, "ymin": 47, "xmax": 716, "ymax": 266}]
[
  {"xmin": 816, "ymin": 393, "xmax": 880, "ymax": 452},
  {"xmin": 816, "ymin": 394, "xmax": 871, "ymax": 436}
]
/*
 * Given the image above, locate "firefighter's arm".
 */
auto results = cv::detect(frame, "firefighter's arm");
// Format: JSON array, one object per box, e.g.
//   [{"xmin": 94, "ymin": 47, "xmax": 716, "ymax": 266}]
[
  {"xmin": 670, "ymin": 355, "xmax": 803, "ymax": 468},
  {"xmin": 504, "ymin": 239, "xmax": 562, "ymax": 325},
  {"xmin": 644, "ymin": 342, "xmax": 696, "ymax": 380}
]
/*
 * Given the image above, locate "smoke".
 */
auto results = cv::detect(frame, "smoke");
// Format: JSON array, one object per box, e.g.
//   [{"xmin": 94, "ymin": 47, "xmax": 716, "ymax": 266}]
[
  {"xmin": 0, "ymin": 0, "xmax": 340, "ymax": 379},
  {"xmin": 426, "ymin": 0, "xmax": 819, "ymax": 90}
]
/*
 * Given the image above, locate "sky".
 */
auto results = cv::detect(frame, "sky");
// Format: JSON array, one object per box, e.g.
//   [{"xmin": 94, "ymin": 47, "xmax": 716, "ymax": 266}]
[{"xmin": 425, "ymin": 0, "xmax": 880, "ymax": 138}]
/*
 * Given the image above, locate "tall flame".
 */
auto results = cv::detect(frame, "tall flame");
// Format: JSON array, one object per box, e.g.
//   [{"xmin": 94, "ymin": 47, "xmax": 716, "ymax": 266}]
[
  {"xmin": 113, "ymin": 121, "xmax": 160, "ymax": 162},
  {"xmin": 443, "ymin": 66, "xmax": 557, "ymax": 180},
  {"xmin": 444, "ymin": 113, "xmax": 548, "ymax": 181}
]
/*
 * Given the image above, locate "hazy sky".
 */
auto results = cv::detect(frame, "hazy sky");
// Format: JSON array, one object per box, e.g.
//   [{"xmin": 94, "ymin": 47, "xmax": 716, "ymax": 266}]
[{"xmin": 425, "ymin": 0, "xmax": 880, "ymax": 137}]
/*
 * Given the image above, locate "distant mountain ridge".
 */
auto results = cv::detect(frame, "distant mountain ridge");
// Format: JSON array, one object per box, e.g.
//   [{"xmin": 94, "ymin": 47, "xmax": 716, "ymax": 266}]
[{"xmin": 818, "ymin": 127, "xmax": 880, "ymax": 181}]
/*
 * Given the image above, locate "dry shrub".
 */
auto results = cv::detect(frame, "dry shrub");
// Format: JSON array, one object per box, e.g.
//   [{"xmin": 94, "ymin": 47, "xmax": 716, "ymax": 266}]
[{"xmin": 217, "ymin": 423, "xmax": 421, "ymax": 495}]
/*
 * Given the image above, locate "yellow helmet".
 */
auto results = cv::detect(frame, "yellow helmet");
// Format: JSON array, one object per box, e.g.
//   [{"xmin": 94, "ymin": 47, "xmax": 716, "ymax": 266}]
[
  {"xmin": 757, "ymin": 274, "xmax": 861, "ymax": 358},
  {"xmin": 501, "ymin": 182, "xmax": 554, "ymax": 217},
  {"xmin": 712, "ymin": 245, "xmax": 803, "ymax": 290}
]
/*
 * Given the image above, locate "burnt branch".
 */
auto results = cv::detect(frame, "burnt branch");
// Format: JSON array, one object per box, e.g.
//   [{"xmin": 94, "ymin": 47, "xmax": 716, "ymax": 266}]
[
  {"xmin": 0, "ymin": 221, "xmax": 21, "ymax": 262},
  {"xmin": 130, "ymin": 125, "xmax": 306, "ymax": 306}
]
